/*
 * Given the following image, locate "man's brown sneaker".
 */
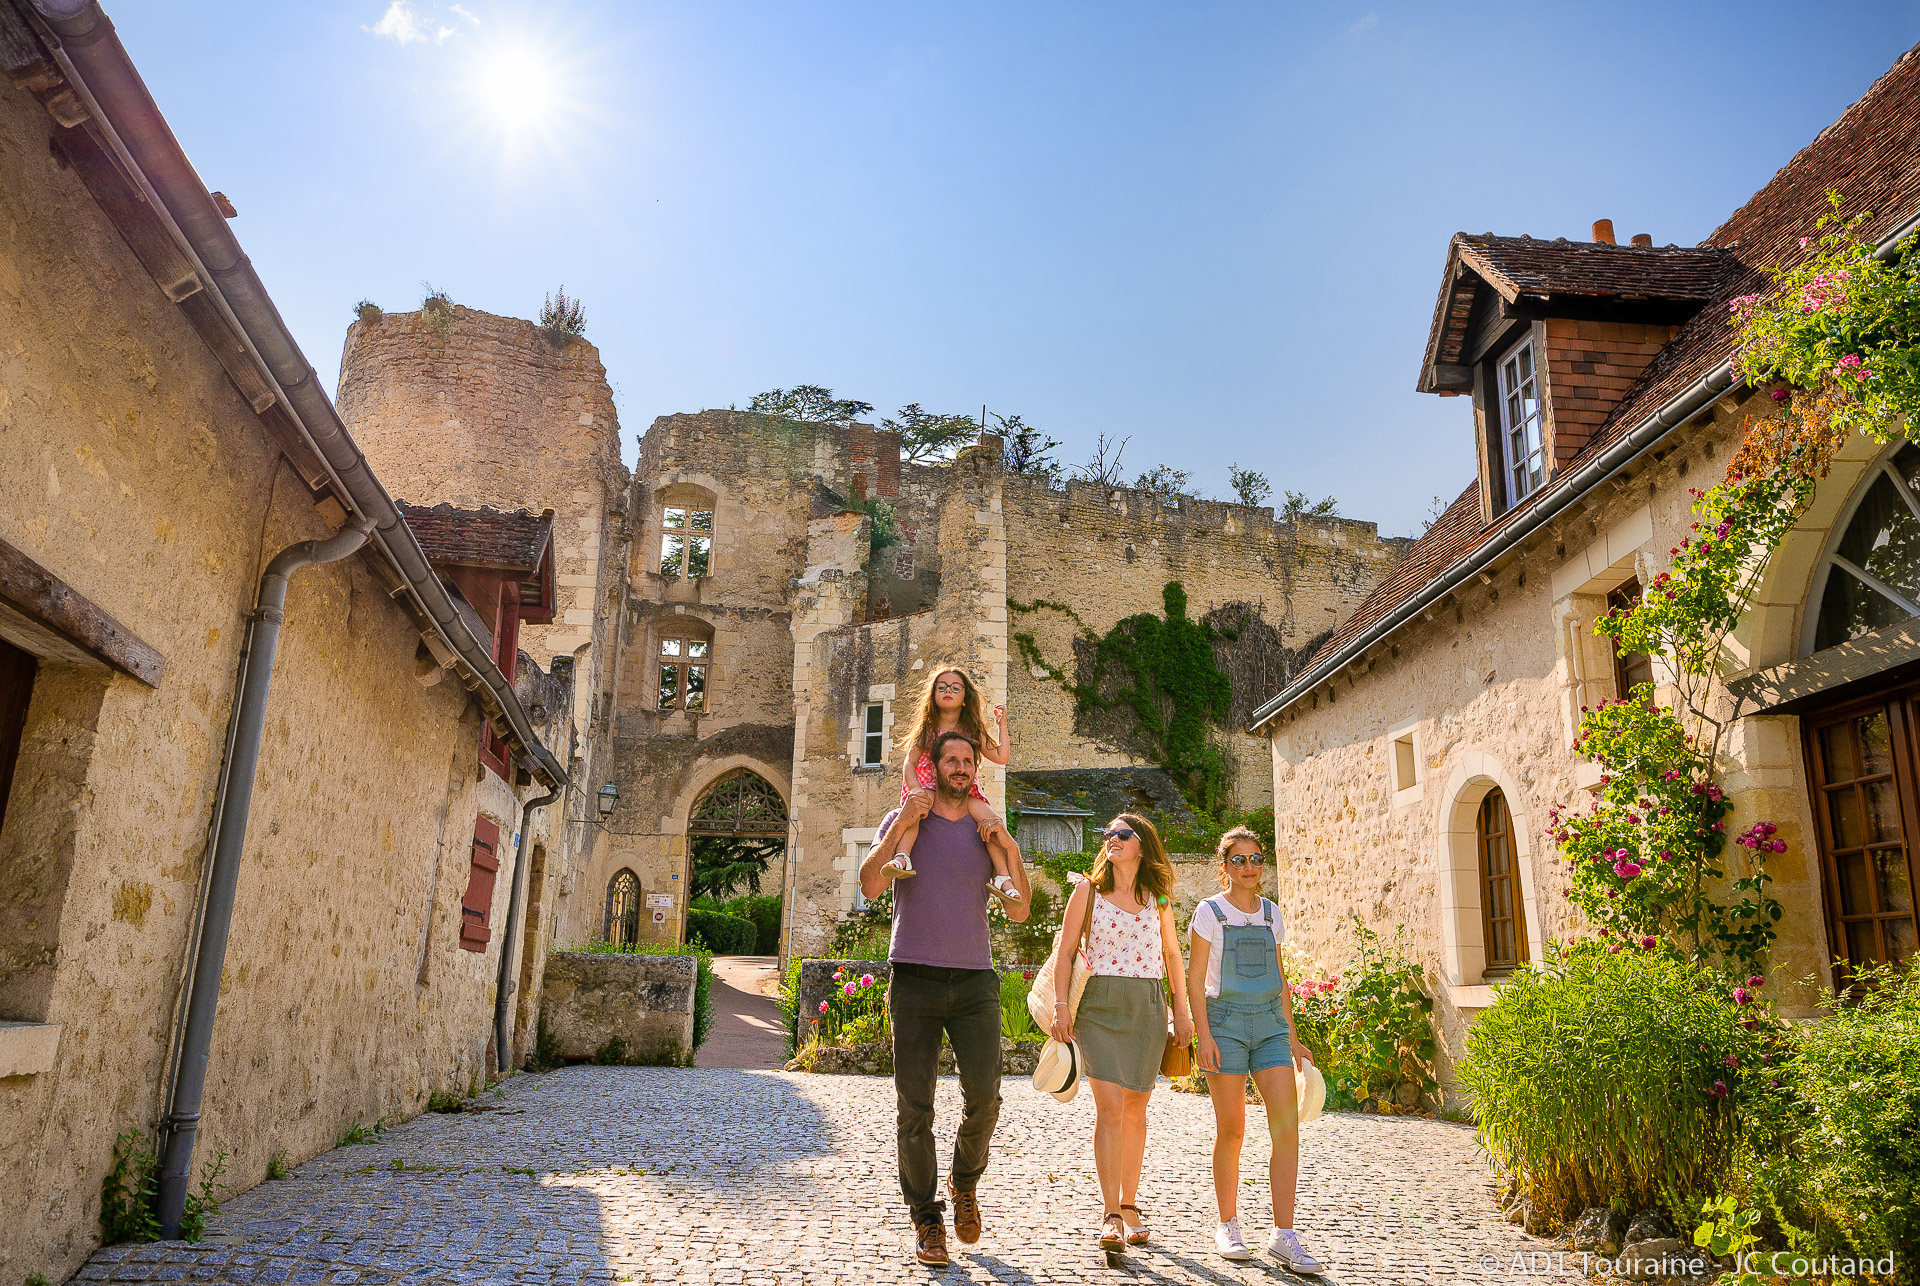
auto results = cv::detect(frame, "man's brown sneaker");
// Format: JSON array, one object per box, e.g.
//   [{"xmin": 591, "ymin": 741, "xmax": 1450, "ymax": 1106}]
[
  {"xmin": 947, "ymin": 1179, "xmax": 982, "ymax": 1244},
  {"xmin": 914, "ymin": 1220, "xmax": 949, "ymax": 1266}
]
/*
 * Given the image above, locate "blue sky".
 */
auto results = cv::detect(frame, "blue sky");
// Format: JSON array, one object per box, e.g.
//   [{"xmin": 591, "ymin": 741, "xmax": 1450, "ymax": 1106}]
[{"xmin": 109, "ymin": 1, "xmax": 1919, "ymax": 535}]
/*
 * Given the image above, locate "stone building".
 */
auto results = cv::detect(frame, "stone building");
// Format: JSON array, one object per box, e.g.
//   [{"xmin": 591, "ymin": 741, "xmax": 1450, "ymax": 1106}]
[
  {"xmin": 1250, "ymin": 44, "xmax": 1920, "ymax": 1093},
  {"xmin": 0, "ymin": 7, "xmax": 577, "ymax": 1279},
  {"xmin": 555, "ymin": 410, "xmax": 1409, "ymax": 960}
]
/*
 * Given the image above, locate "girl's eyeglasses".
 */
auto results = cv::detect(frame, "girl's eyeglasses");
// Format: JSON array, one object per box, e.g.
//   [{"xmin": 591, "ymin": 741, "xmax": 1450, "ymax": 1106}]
[
  {"xmin": 934, "ymin": 683, "xmax": 966, "ymax": 695},
  {"xmin": 1225, "ymin": 853, "xmax": 1267, "ymax": 868}
]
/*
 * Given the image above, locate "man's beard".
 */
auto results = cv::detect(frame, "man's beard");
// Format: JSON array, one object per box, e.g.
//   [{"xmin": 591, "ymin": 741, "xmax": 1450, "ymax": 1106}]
[{"xmin": 937, "ymin": 775, "xmax": 973, "ymax": 803}]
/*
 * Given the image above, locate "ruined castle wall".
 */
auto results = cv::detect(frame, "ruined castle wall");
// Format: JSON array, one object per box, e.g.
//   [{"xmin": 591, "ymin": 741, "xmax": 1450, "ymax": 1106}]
[
  {"xmin": 0, "ymin": 84, "xmax": 548, "ymax": 1281},
  {"xmin": 1267, "ymin": 404, "xmax": 1835, "ymax": 1096},
  {"xmin": 1004, "ymin": 476, "xmax": 1410, "ymax": 812}
]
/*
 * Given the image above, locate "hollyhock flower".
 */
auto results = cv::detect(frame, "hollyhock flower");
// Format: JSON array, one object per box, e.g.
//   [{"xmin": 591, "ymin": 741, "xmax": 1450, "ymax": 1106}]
[
  {"xmin": 1709, "ymin": 1081, "xmax": 1728, "ymax": 1098},
  {"xmin": 1733, "ymin": 987, "xmax": 1752, "ymax": 1006},
  {"xmin": 861, "ymin": 974, "xmax": 875, "ymax": 987},
  {"xmin": 843, "ymin": 982, "xmax": 857, "ymax": 996}
]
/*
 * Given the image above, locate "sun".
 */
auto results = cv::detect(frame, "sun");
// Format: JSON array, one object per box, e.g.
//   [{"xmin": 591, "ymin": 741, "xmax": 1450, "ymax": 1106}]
[{"xmin": 470, "ymin": 44, "xmax": 549, "ymax": 135}]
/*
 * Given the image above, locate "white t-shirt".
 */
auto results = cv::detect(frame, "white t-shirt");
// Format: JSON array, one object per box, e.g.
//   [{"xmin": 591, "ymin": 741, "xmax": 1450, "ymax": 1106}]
[{"xmin": 1189, "ymin": 895, "xmax": 1286, "ymax": 998}]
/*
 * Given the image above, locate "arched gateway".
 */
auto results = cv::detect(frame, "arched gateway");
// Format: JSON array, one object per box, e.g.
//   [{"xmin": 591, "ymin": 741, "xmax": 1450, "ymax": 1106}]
[{"xmin": 687, "ymin": 769, "xmax": 789, "ymax": 902}]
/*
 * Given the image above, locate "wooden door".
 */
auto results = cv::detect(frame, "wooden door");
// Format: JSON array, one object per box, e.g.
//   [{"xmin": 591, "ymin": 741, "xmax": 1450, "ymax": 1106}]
[{"xmin": 1805, "ymin": 688, "xmax": 1920, "ymax": 980}]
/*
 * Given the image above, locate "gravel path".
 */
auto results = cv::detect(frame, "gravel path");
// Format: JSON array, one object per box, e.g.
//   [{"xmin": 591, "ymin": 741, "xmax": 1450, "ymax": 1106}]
[{"xmin": 76, "ymin": 1067, "xmax": 1579, "ymax": 1284}]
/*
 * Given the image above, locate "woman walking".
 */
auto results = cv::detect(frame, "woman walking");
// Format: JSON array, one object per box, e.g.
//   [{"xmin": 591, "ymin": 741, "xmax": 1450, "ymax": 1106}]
[
  {"xmin": 1047, "ymin": 814, "xmax": 1193, "ymax": 1252},
  {"xmin": 1186, "ymin": 827, "xmax": 1323, "ymax": 1273}
]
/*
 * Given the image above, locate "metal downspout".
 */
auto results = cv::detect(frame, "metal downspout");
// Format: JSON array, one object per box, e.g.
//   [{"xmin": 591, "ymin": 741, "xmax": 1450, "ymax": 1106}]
[
  {"xmin": 154, "ymin": 515, "xmax": 375, "ymax": 1238},
  {"xmin": 494, "ymin": 779, "xmax": 561, "ymax": 1074}
]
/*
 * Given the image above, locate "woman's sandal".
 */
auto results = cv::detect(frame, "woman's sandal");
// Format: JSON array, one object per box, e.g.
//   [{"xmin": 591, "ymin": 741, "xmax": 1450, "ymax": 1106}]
[
  {"xmin": 1099, "ymin": 1213, "xmax": 1127, "ymax": 1252},
  {"xmin": 987, "ymin": 874, "xmax": 1023, "ymax": 903},
  {"xmin": 1120, "ymin": 1204, "xmax": 1150, "ymax": 1246}
]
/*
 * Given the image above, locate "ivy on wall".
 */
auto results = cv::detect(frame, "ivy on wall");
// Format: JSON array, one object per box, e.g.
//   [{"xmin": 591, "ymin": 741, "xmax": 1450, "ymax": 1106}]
[{"xmin": 1013, "ymin": 582, "xmax": 1235, "ymax": 809}]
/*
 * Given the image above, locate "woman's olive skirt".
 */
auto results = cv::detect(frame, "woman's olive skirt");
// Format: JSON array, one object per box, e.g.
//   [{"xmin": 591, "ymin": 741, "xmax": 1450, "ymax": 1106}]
[{"xmin": 1075, "ymin": 974, "xmax": 1167, "ymax": 1092}]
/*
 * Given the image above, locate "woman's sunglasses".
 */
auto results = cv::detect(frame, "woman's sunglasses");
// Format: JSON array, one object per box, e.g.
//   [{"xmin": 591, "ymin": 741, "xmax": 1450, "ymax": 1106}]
[
  {"xmin": 1225, "ymin": 852, "xmax": 1267, "ymax": 868},
  {"xmin": 1102, "ymin": 827, "xmax": 1137, "ymax": 842}
]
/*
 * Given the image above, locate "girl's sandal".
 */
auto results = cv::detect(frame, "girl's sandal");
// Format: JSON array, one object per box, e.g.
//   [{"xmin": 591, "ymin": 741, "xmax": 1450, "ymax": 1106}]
[
  {"xmin": 1120, "ymin": 1204, "xmax": 1149, "ymax": 1246},
  {"xmin": 882, "ymin": 853, "xmax": 916, "ymax": 880},
  {"xmin": 1099, "ymin": 1213, "xmax": 1127, "ymax": 1252},
  {"xmin": 987, "ymin": 875, "xmax": 1023, "ymax": 903}
]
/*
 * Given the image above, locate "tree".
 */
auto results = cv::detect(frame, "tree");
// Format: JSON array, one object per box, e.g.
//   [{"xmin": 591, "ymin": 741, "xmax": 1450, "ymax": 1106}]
[
  {"xmin": 1071, "ymin": 433, "xmax": 1131, "ymax": 488},
  {"xmin": 881, "ymin": 403, "xmax": 980, "ymax": 463},
  {"xmin": 998, "ymin": 412, "xmax": 1064, "ymax": 485},
  {"xmin": 690, "ymin": 836, "xmax": 782, "ymax": 900},
  {"xmin": 748, "ymin": 385, "xmax": 874, "ymax": 426},
  {"xmin": 1227, "ymin": 463, "xmax": 1272, "ymax": 508},
  {"xmin": 539, "ymin": 285, "xmax": 586, "ymax": 340},
  {"xmin": 1133, "ymin": 464, "xmax": 1195, "ymax": 504},
  {"xmin": 1281, "ymin": 490, "xmax": 1340, "ymax": 520}
]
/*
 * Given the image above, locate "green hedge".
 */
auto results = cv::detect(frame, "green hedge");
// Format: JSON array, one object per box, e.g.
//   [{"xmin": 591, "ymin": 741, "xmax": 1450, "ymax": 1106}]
[
  {"xmin": 695, "ymin": 894, "xmax": 782, "ymax": 955},
  {"xmin": 687, "ymin": 908, "xmax": 757, "ymax": 956}
]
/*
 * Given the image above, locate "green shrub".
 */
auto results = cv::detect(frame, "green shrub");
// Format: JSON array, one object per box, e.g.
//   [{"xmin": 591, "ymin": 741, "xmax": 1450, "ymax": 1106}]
[
  {"xmin": 779, "ymin": 955, "xmax": 804, "ymax": 1059},
  {"xmin": 687, "ymin": 908, "xmax": 757, "ymax": 955},
  {"xmin": 1461, "ymin": 941, "xmax": 1761, "ymax": 1224},
  {"xmin": 1285, "ymin": 917, "xmax": 1434, "ymax": 1111},
  {"xmin": 829, "ymin": 887, "xmax": 893, "ymax": 959},
  {"xmin": 1001, "ymin": 968, "xmax": 1043, "ymax": 1042},
  {"xmin": 569, "ymin": 940, "xmax": 716, "ymax": 1054},
  {"xmin": 264, "ymin": 1148, "xmax": 291, "ymax": 1180},
  {"xmin": 695, "ymin": 893, "xmax": 782, "ymax": 955},
  {"xmin": 1741, "ymin": 961, "xmax": 1920, "ymax": 1268}
]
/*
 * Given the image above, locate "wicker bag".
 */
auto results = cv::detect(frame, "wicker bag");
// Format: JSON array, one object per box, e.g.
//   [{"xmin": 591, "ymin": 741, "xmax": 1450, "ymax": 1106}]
[{"xmin": 1026, "ymin": 897, "xmax": 1093, "ymax": 1031}]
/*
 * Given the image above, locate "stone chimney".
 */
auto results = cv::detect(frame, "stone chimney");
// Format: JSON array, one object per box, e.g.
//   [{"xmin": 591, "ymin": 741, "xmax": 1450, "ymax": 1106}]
[
  {"xmin": 1592, "ymin": 219, "xmax": 1616, "ymax": 245},
  {"xmin": 1630, "ymin": 233, "xmax": 1653, "ymax": 248}
]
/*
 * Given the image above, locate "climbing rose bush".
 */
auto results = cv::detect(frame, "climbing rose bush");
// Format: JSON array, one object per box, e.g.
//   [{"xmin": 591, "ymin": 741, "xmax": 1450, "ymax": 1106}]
[{"xmin": 1548, "ymin": 694, "xmax": 1782, "ymax": 975}]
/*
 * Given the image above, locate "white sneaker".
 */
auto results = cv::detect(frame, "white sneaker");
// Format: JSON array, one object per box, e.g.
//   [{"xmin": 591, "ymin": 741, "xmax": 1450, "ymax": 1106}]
[
  {"xmin": 1214, "ymin": 1218, "xmax": 1253, "ymax": 1260},
  {"xmin": 1267, "ymin": 1228, "xmax": 1324, "ymax": 1274}
]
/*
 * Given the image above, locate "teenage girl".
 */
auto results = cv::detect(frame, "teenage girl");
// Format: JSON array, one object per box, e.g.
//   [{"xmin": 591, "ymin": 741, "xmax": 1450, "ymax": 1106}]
[
  {"xmin": 878, "ymin": 667, "xmax": 1023, "ymax": 903},
  {"xmin": 1186, "ymin": 826, "xmax": 1323, "ymax": 1274},
  {"xmin": 1048, "ymin": 813, "xmax": 1193, "ymax": 1252}
]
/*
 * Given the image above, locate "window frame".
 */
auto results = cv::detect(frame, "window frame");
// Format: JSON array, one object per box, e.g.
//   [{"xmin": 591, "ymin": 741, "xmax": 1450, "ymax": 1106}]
[
  {"xmin": 1608, "ymin": 580, "xmax": 1656, "ymax": 703},
  {"xmin": 659, "ymin": 504, "xmax": 715, "ymax": 579},
  {"xmin": 1476, "ymin": 789, "xmax": 1528, "ymax": 977},
  {"xmin": 1497, "ymin": 335, "xmax": 1546, "ymax": 505},
  {"xmin": 656, "ymin": 630, "xmax": 710, "ymax": 713},
  {"xmin": 1802, "ymin": 441, "xmax": 1920, "ymax": 657},
  {"xmin": 861, "ymin": 701, "xmax": 886, "ymax": 767}
]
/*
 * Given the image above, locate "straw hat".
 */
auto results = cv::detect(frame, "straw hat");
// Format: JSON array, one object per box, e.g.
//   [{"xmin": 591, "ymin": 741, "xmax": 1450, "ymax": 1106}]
[
  {"xmin": 1296, "ymin": 1057, "xmax": 1326, "ymax": 1125},
  {"xmin": 1030, "ymin": 1037, "xmax": 1082, "ymax": 1103}
]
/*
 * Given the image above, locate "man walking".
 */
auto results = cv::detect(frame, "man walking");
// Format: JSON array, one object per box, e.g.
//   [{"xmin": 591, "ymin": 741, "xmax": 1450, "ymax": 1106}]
[{"xmin": 861, "ymin": 729, "xmax": 1031, "ymax": 1265}]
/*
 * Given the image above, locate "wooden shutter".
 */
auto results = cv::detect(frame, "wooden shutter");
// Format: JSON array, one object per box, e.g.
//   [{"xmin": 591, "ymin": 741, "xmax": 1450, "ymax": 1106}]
[
  {"xmin": 460, "ymin": 817, "xmax": 501, "ymax": 952},
  {"xmin": 1478, "ymin": 790, "xmax": 1528, "ymax": 974}
]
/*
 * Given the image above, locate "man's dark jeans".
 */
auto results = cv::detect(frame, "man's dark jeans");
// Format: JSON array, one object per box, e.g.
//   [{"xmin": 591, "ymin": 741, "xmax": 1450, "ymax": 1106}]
[{"xmin": 890, "ymin": 962, "xmax": 1003, "ymax": 1225}]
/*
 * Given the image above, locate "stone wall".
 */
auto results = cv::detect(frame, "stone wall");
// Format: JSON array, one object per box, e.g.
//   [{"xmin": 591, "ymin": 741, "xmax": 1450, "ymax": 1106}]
[
  {"xmin": 1266, "ymin": 396, "xmax": 1842, "ymax": 1097},
  {"xmin": 539, "ymin": 951, "xmax": 696, "ymax": 1064},
  {"xmin": 1005, "ymin": 475, "xmax": 1410, "ymax": 812},
  {"xmin": 0, "ymin": 81, "xmax": 560, "ymax": 1283}
]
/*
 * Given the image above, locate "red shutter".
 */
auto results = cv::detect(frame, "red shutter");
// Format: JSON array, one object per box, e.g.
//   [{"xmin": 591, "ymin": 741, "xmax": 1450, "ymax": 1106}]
[{"xmin": 460, "ymin": 817, "xmax": 501, "ymax": 951}]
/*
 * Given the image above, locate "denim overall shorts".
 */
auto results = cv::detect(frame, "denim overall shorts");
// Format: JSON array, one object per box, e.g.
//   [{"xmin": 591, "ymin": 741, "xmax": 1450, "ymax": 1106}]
[{"xmin": 1203, "ymin": 896, "xmax": 1293, "ymax": 1075}]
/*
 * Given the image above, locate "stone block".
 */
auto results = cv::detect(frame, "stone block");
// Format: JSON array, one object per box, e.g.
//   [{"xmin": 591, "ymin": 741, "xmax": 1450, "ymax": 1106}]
[
  {"xmin": 1569, "ymin": 1206, "xmax": 1626, "ymax": 1254},
  {"xmin": 0, "ymin": 1021, "xmax": 59, "ymax": 1078},
  {"xmin": 540, "ymin": 951, "xmax": 695, "ymax": 1064}
]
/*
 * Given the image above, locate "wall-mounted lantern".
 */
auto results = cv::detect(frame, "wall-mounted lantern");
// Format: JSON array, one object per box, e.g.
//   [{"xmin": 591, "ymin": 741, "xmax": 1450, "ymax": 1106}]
[{"xmin": 597, "ymin": 782, "xmax": 620, "ymax": 816}]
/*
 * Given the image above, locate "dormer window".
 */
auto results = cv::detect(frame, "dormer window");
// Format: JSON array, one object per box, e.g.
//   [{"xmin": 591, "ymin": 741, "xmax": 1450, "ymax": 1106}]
[{"xmin": 1499, "ymin": 336, "xmax": 1545, "ymax": 503}]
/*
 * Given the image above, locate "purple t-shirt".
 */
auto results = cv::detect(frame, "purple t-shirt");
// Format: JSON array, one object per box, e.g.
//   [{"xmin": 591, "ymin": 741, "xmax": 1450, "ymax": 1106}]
[{"xmin": 888, "ymin": 810, "xmax": 993, "ymax": 970}]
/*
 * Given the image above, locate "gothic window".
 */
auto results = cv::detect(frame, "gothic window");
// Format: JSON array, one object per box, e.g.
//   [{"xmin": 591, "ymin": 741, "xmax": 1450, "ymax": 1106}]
[
  {"xmin": 658, "ymin": 632, "xmax": 709, "ymax": 712},
  {"xmin": 689, "ymin": 770, "xmax": 789, "ymax": 837},
  {"xmin": 1809, "ymin": 442, "xmax": 1920, "ymax": 653},
  {"xmin": 605, "ymin": 869, "xmax": 640, "ymax": 947},
  {"xmin": 1499, "ymin": 336, "xmax": 1545, "ymax": 504},
  {"xmin": 1477, "ymin": 789, "xmax": 1528, "ymax": 975},
  {"xmin": 660, "ymin": 504, "xmax": 714, "ymax": 578}
]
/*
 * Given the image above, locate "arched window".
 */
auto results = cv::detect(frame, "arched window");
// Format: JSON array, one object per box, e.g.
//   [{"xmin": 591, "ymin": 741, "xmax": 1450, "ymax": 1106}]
[
  {"xmin": 1806, "ymin": 441, "xmax": 1920, "ymax": 654},
  {"xmin": 1478, "ymin": 790, "xmax": 1528, "ymax": 975},
  {"xmin": 605, "ymin": 870, "xmax": 640, "ymax": 947}
]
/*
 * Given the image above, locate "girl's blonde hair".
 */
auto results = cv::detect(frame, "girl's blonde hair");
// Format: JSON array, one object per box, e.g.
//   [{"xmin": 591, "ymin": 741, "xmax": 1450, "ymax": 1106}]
[
  {"xmin": 1213, "ymin": 824, "xmax": 1263, "ymax": 890},
  {"xmin": 1092, "ymin": 813, "xmax": 1175, "ymax": 904},
  {"xmin": 901, "ymin": 666, "xmax": 994, "ymax": 767}
]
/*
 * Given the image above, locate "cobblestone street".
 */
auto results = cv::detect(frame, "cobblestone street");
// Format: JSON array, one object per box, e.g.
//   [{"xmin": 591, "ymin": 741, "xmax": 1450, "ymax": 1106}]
[{"xmin": 78, "ymin": 1067, "xmax": 1576, "ymax": 1285}]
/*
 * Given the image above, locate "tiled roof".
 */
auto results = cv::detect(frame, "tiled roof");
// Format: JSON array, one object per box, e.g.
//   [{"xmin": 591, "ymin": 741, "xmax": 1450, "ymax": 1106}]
[
  {"xmin": 1268, "ymin": 42, "xmax": 1920, "ymax": 723},
  {"xmin": 398, "ymin": 502, "xmax": 553, "ymax": 572},
  {"xmin": 1459, "ymin": 236, "xmax": 1730, "ymax": 302}
]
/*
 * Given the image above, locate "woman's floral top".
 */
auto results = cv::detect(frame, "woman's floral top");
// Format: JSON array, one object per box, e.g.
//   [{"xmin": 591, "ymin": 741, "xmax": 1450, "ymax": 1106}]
[{"xmin": 1086, "ymin": 893, "xmax": 1164, "ymax": 979}]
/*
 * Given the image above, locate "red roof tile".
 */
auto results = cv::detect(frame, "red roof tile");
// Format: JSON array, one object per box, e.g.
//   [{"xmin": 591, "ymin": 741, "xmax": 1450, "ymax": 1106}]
[{"xmin": 399, "ymin": 502, "xmax": 553, "ymax": 573}]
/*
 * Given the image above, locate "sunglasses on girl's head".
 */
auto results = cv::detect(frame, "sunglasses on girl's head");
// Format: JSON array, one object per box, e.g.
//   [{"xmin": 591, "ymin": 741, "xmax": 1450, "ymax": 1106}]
[
  {"xmin": 1226, "ymin": 852, "xmax": 1267, "ymax": 868},
  {"xmin": 1103, "ymin": 827, "xmax": 1137, "ymax": 842}
]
